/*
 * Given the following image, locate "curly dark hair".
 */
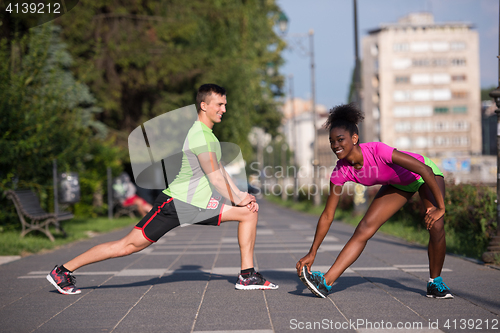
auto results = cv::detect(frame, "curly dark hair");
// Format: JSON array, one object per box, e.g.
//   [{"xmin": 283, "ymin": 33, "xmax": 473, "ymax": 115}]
[{"xmin": 324, "ymin": 103, "xmax": 365, "ymax": 135}]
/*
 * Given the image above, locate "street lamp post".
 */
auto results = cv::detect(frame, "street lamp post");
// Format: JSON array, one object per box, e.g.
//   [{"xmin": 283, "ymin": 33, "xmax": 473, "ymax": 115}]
[
  {"xmin": 278, "ymin": 14, "xmax": 320, "ymax": 206},
  {"xmin": 482, "ymin": 89, "xmax": 500, "ymax": 263},
  {"xmin": 482, "ymin": 1, "xmax": 500, "ymax": 263},
  {"xmin": 289, "ymin": 74, "xmax": 299, "ymax": 202},
  {"xmin": 309, "ymin": 29, "xmax": 321, "ymax": 207},
  {"xmin": 281, "ymin": 142, "xmax": 288, "ymax": 200},
  {"xmin": 352, "ymin": 0, "xmax": 368, "ymax": 214}
]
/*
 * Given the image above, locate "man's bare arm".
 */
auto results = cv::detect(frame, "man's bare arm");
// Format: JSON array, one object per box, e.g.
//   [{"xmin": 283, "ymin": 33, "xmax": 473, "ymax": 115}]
[
  {"xmin": 197, "ymin": 151, "xmax": 252, "ymax": 206},
  {"xmin": 219, "ymin": 163, "xmax": 256, "ymax": 206}
]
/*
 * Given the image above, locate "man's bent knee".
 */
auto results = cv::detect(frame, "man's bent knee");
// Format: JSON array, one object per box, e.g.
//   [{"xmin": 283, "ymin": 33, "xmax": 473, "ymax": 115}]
[{"xmin": 221, "ymin": 205, "xmax": 258, "ymax": 224}]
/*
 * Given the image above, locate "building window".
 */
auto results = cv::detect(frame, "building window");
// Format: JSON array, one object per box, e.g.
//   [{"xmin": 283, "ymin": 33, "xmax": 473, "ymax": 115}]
[
  {"xmin": 395, "ymin": 76, "xmax": 409, "ymax": 84},
  {"xmin": 395, "ymin": 137, "xmax": 411, "ymax": 149},
  {"xmin": 393, "ymin": 58, "xmax": 412, "ymax": 69},
  {"xmin": 450, "ymin": 42, "xmax": 466, "ymax": 50},
  {"xmin": 413, "ymin": 58, "xmax": 431, "ymax": 67},
  {"xmin": 452, "ymin": 91, "xmax": 468, "ymax": 99},
  {"xmin": 393, "ymin": 43, "xmax": 409, "ymax": 52},
  {"xmin": 451, "ymin": 58, "xmax": 466, "ymax": 66},
  {"xmin": 413, "ymin": 121, "xmax": 433, "ymax": 132},
  {"xmin": 393, "ymin": 90, "xmax": 411, "ymax": 102},
  {"xmin": 452, "ymin": 106, "xmax": 467, "ymax": 113},
  {"xmin": 452, "ymin": 74, "xmax": 467, "ymax": 82},
  {"xmin": 433, "ymin": 89, "xmax": 451, "ymax": 100},
  {"xmin": 435, "ymin": 136, "xmax": 450, "ymax": 146},
  {"xmin": 411, "ymin": 74, "xmax": 431, "ymax": 85},
  {"xmin": 453, "ymin": 121, "xmax": 469, "ymax": 131},
  {"xmin": 451, "ymin": 136, "xmax": 470, "ymax": 146},
  {"xmin": 432, "ymin": 58, "xmax": 448, "ymax": 66},
  {"xmin": 413, "ymin": 90, "xmax": 431, "ymax": 101},
  {"xmin": 414, "ymin": 106, "xmax": 433, "ymax": 117},
  {"xmin": 414, "ymin": 137, "xmax": 428, "ymax": 148},
  {"xmin": 393, "ymin": 106, "xmax": 412, "ymax": 117},
  {"xmin": 431, "ymin": 41, "xmax": 449, "ymax": 52},
  {"xmin": 411, "ymin": 42, "xmax": 430, "ymax": 52},
  {"xmin": 432, "ymin": 73, "xmax": 450, "ymax": 84},
  {"xmin": 434, "ymin": 107, "xmax": 449, "ymax": 114},
  {"xmin": 435, "ymin": 122, "xmax": 450, "ymax": 131},
  {"xmin": 395, "ymin": 122, "xmax": 412, "ymax": 132}
]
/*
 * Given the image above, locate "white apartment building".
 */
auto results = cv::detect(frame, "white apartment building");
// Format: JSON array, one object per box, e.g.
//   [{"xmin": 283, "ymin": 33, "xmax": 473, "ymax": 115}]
[
  {"xmin": 282, "ymin": 98, "xmax": 330, "ymax": 184},
  {"xmin": 361, "ymin": 12, "xmax": 481, "ymax": 158}
]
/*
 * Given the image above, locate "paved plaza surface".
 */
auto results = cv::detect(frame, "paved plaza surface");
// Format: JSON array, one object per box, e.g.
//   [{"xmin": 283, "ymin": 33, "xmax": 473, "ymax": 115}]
[{"xmin": 0, "ymin": 199, "xmax": 499, "ymax": 333}]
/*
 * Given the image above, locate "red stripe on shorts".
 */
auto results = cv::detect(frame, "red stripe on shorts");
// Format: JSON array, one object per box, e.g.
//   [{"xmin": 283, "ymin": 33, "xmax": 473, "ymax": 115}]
[
  {"xmin": 137, "ymin": 198, "xmax": 173, "ymax": 243},
  {"xmin": 217, "ymin": 202, "xmax": 225, "ymax": 226}
]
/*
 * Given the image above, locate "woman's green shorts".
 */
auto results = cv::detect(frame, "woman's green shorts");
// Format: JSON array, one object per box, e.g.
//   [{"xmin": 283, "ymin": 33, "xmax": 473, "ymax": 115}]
[{"xmin": 391, "ymin": 156, "xmax": 444, "ymax": 193}]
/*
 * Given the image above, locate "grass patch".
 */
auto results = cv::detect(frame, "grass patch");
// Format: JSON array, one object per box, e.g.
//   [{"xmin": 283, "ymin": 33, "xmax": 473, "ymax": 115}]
[{"xmin": 0, "ymin": 217, "xmax": 137, "ymax": 256}]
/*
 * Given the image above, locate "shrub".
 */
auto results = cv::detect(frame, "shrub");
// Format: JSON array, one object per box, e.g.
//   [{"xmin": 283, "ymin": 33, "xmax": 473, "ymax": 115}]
[{"xmin": 392, "ymin": 183, "xmax": 496, "ymax": 258}]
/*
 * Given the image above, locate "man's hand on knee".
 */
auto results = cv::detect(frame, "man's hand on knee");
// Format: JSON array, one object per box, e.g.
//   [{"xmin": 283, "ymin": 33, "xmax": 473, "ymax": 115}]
[
  {"xmin": 245, "ymin": 201, "xmax": 259, "ymax": 213},
  {"xmin": 237, "ymin": 192, "xmax": 256, "ymax": 207}
]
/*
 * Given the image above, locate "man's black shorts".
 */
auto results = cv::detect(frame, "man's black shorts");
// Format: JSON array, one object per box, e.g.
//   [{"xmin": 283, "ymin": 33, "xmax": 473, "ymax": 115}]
[{"xmin": 134, "ymin": 192, "xmax": 226, "ymax": 242}]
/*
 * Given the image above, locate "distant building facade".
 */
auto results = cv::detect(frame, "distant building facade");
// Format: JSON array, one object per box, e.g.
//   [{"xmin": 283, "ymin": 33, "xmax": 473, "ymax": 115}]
[
  {"xmin": 361, "ymin": 12, "xmax": 481, "ymax": 157},
  {"xmin": 282, "ymin": 98, "xmax": 332, "ymax": 185},
  {"xmin": 361, "ymin": 13, "xmax": 493, "ymax": 184}
]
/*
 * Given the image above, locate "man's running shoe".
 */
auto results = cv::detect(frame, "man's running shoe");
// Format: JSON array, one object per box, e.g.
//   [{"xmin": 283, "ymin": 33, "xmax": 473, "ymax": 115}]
[
  {"xmin": 300, "ymin": 265, "xmax": 332, "ymax": 298},
  {"xmin": 426, "ymin": 276, "xmax": 453, "ymax": 299},
  {"xmin": 46, "ymin": 265, "xmax": 81, "ymax": 295},
  {"xmin": 235, "ymin": 271, "xmax": 279, "ymax": 290}
]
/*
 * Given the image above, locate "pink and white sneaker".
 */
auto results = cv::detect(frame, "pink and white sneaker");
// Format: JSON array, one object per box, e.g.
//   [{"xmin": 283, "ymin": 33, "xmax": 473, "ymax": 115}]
[
  {"xmin": 235, "ymin": 271, "xmax": 278, "ymax": 290},
  {"xmin": 46, "ymin": 265, "xmax": 81, "ymax": 295}
]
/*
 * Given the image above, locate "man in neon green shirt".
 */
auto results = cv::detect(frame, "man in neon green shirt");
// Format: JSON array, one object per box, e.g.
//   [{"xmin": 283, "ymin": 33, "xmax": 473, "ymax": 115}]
[{"xmin": 47, "ymin": 84, "xmax": 278, "ymax": 294}]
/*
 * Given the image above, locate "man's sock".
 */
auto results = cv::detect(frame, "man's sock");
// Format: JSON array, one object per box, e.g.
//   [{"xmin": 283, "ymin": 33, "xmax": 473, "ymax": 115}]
[
  {"xmin": 241, "ymin": 267, "xmax": 255, "ymax": 276},
  {"xmin": 428, "ymin": 278, "xmax": 434, "ymax": 283},
  {"xmin": 59, "ymin": 265, "xmax": 71, "ymax": 273}
]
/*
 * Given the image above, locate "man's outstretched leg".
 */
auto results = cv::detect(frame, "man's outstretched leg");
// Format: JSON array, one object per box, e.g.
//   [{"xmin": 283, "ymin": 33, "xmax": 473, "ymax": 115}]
[
  {"xmin": 46, "ymin": 192, "xmax": 175, "ymax": 295},
  {"xmin": 219, "ymin": 204, "xmax": 278, "ymax": 290},
  {"xmin": 47, "ymin": 228, "xmax": 152, "ymax": 295}
]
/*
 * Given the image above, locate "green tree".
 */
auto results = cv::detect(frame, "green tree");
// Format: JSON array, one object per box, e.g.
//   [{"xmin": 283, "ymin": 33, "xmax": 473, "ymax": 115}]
[
  {"xmin": 0, "ymin": 24, "xmax": 123, "ymax": 224},
  {"xmin": 481, "ymin": 86, "xmax": 497, "ymax": 101},
  {"xmin": 53, "ymin": 0, "xmax": 285, "ymax": 158}
]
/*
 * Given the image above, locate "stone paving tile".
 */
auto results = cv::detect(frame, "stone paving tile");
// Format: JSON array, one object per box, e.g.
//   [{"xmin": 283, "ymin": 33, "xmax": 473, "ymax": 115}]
[{"xmin": 0, "ymin": 200, "xmax": 498, "ymax": 333}]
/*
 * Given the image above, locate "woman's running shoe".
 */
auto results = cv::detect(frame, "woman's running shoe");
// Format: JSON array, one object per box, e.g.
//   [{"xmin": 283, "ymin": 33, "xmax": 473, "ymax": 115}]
[
  {"xmin": 426, "ymin": 276, "xmax": 453, "ymax": 299},
  {"xmin": 300, "ymin": 265, "xmax": 332, "ymax": 298}
]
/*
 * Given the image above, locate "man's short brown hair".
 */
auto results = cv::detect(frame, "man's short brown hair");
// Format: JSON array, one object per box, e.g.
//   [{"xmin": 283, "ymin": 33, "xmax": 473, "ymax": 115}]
[{"xmin": 196, "ymin": 84, "xmax": 226, "ymax": 113}]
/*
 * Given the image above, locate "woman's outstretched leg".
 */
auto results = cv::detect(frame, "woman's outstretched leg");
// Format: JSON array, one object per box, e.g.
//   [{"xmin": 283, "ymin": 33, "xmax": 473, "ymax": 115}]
[{"xmin": 323, "ymin": 185, "xmax": 413, "ymax": 285}]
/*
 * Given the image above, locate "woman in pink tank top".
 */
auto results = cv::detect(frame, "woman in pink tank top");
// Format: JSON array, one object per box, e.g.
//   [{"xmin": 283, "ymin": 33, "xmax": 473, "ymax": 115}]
[{"xmin": 296, "ymin": 104, "xmax": 453, "ymax": 299}]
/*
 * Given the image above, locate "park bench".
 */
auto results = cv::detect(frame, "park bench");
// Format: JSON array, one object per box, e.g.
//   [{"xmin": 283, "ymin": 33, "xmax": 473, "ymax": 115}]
[
  {"xmin": 5, "ymin": 189, "xmax": 73, "ymax": 242},
  {"xmin": 113, "ymin": 199, "xmax": 138, "ymax": 218}
]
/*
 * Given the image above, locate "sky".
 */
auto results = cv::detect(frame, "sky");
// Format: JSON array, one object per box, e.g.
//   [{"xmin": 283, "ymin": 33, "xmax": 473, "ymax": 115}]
[{"xmin": 276, "ymin": 0, "xmax": 499, "ymax": 109}]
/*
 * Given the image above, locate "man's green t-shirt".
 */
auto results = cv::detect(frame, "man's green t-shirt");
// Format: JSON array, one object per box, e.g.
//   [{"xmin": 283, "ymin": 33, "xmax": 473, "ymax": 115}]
[{"xmin": 163, "ymin": 121, "xmax": 221, "ymax": 208}]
